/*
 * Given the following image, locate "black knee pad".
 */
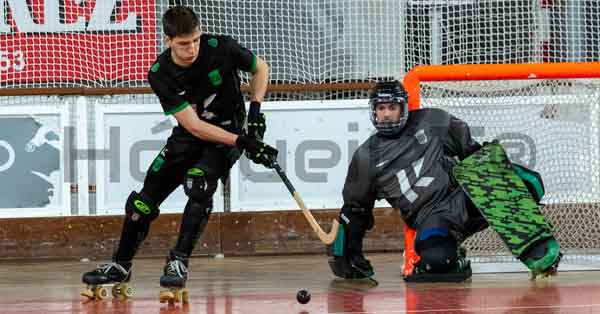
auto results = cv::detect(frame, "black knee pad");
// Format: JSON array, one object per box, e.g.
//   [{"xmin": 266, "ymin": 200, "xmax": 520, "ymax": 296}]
[
  {"xmin": 183, "ymin": 167, "xmax": 218, "ymax": 203},
  {"xmin": 125, "ymin": 191, "xmax": 159, "ymax": 224},
  {"xmin": 415, "ymin": 235, "xmax": 458, "ymax": 274}
]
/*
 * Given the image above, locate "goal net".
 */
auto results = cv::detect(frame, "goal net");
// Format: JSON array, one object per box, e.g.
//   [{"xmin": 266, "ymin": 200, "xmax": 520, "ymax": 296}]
[{"xmin": 406, "ymin": 62, "xmax": 600, "ymax": 261}]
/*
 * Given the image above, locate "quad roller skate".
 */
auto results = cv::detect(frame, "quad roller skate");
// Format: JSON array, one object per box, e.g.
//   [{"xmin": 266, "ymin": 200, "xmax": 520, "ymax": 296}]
[
  {"xmin": 159, "ymin": 250, "xmax": 190, "ymax": 304},
  {"xmin": 81, "ymin": 262, "xmax": 133, "ymax": 300}
]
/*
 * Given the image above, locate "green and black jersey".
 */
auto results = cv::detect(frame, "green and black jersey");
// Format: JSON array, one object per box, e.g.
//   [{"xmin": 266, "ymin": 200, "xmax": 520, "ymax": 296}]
[{"xmin": 148, "ymin": 34, "xmax": 257, "ymax": 140}]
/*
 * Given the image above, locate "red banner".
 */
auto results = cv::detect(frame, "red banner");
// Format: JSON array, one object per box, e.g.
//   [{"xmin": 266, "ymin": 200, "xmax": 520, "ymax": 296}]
[{"xmin": 0, "ymin": 0, "xmax": 157, "ymax": 85}]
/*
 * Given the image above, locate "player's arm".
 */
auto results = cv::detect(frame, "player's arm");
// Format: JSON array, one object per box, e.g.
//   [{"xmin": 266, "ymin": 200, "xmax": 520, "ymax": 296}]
[
  {"xmin": 173, "ymin": 106, "xmax": 277, "ymax": 167},
  {"xmin": 341, "ymin": 148, "xmax": 376, "ymax": 214},
  {"xmin": 173, "ymin": 106, "xmax": 238, "ymax": 146},
  {"xmin": 444, "ymin": 113, "xmax": 481, "ymax": 160},
  {"xmin": 246, "ymin": 56, "xmax": 269, "ymax": 139},
  {"xmin": 334, "ymin": 148, "xmax": 376, "ymax": 267},
  {"xmin": 229, "ymin": 37, "xmax": 270, "ymax": 138},
  {"xmin": 248, "ymin": 56, "xmax": 269, "ymax": 103}
]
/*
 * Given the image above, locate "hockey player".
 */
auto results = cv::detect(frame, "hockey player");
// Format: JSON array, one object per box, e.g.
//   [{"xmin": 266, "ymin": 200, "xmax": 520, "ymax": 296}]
[
  {"xmin": 328, "ymin": 80, "xmax": 488, "ymax": 282},
  {"xmin": 82, "ymin": 6, "xmax": 277, "ymax": 299}
]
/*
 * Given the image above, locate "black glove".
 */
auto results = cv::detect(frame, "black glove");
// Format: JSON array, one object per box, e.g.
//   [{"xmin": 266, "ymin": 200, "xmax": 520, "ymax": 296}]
[
  {"xmin": 247, "ymin": 101, "xmax": 266, "ymax": 139},
  {"xmin": 236, "ymin": 135, "xmax": 278, "ymax": 168}
]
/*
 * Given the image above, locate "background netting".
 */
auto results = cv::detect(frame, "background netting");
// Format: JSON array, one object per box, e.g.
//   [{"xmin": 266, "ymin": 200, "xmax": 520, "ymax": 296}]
[{"xmin": 1, "ymin": 0, "xmax": 599, "ymax": 91}]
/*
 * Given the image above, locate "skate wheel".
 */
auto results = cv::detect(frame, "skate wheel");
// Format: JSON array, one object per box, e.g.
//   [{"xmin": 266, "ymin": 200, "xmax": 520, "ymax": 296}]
[
  {"xmin": 111, "ymin": 285, "xmax": 121, "ymax": 298},
  {"xmin": 81, "ymin": 288, "xmax": 95, "ymax": 300},
  {"xmin": 122, "ymin": 284, "xmax": 134, "ymax": 298},
  {"xmin": 174, "ymin": 290, "xmax": 181, "ymax": 303},
  {"xmin": 529, "ymin": 272, "xmax": 537, "ymax": 281},
  {"xmin": 182, "ymin": 289, "xmax": 189, "ymax": 303},
  {"xmin": 159, "ymin": 290, "xmax": 175, "ymax": 303},
  {"xmin": 95, "ymin": 286, "xmax": 109, "ymax": 300}
]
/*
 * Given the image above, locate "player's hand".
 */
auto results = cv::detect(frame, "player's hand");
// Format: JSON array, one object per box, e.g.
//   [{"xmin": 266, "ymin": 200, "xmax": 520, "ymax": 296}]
[
  {"xmin": 236, "ymin": 135, "xmax": 278, "ymax": 168},
  {"xmin": 247, "ymin": 101, "xmax": 266, "ymax": 139}
]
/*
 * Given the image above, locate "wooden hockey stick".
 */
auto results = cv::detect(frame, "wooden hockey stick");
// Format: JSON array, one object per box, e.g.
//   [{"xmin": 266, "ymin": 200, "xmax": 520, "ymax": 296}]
[{"xmin": 271, "ymin": 161, "xmax": 340, "ymax": 244}]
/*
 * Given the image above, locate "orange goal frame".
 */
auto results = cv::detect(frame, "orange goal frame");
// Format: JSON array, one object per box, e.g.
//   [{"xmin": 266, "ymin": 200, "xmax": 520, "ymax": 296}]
[{"xmin": 403, "ymin": 61, "xmax": 600, "ymax": 111}]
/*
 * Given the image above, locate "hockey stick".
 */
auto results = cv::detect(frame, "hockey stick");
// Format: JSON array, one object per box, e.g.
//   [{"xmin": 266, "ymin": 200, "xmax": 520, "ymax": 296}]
[{"xmin": 271, "ymin": 161, "xmax": 340, "ymax": 244}]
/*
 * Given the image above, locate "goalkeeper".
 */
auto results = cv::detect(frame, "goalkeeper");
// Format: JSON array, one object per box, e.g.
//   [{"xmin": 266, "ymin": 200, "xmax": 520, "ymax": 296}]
[
  {"xmin": 82, "ymin": 6, "xmax": 277, "ymax": 291},
  {"xmin": 328, "ymin": 80, "xmax": 489, "ymax": 282}
]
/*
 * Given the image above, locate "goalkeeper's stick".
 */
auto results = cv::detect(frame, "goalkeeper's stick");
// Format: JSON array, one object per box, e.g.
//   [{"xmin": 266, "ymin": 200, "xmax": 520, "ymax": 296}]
[{"xmin": 271, "ymin": 161, "xmax": 340, "ymax": 244}]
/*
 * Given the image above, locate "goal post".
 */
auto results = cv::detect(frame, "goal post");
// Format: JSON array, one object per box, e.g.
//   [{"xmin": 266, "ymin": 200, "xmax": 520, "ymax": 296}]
[
  {"xmin": 404, "ymin": 62, "xmax": 600, "ymax": 110},
  {"xmin": 403, "ymin": 61, "xmax": 600, "ymax": 260}
]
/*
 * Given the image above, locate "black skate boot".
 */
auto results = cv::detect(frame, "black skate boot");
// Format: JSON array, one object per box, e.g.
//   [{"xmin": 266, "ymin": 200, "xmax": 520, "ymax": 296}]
[
  {"xmin": 159, "ymin": 250, "xmax": 190, "ymax": 304},
  {"xmin": 349, "ymin": 253, "xmax": 378, "ymax": 285},
  {"xmin": 349, "ymin": 253, "xmax": 374, "ymax": 277},
  {"xmin": 81, "ymin": 261, "xmax": 133, "ymax": 300},
  {"xmin": 404, "ymin": 253, "xmax": 472, "ymax": 283},
  {"xmin": 521, "ymin": 238, "xmax": 562, "ymax": 280}
]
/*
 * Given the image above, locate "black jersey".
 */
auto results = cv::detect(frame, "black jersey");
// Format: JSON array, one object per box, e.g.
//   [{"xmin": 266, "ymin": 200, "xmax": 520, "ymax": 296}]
[
  {"xmin": 147, "ymin": 34, "xmax": 256, "ymax": 140},
  {"xmin": 342, "ymin": 108, "xmax": 481, "ymax": 233}
]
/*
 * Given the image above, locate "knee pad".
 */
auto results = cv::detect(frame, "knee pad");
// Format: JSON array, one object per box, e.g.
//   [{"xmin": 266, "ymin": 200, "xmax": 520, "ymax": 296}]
[
  {"xmin": 125, "ymin": 191, "xmax": 159, "ymax": 224},
  {"xmin": 183, "ymin": 167, "xmax": 218, "ymax": 203},
  {"xmin": 415, "ymin": 233, "xmax": 458, "ymax": 274}
]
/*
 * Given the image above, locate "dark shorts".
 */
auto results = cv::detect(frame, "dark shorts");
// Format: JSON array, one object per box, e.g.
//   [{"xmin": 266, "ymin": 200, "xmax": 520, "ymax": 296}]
[{"xmin": 141, "ymin": 136, "xmax": 240, "ymax": 206}]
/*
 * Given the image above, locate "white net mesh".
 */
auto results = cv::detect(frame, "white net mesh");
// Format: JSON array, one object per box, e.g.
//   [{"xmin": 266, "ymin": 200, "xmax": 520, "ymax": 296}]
[
  {"xmin": 1, "ymin": 1, "xmax": 599, "ymax": 90},
  {"xmin": 420, "ymin": 78, "xmax": 600, "ymax": 259}
]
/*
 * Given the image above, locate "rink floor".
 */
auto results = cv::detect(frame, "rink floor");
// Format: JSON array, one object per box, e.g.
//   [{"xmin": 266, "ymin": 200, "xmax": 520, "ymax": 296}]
[{"xmin": 1, "ymin": 252, "xmax": 599, "ymax": 314}]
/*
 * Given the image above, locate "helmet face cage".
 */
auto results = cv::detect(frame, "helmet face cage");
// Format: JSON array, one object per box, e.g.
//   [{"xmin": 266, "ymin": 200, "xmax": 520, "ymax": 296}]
[{"xmin": 369, "ymin": 81, "xmax": 409, "ymax": 136}]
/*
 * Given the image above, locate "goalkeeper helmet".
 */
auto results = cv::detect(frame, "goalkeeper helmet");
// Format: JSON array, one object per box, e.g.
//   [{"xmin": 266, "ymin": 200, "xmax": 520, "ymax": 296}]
[{"xmin": 369, "ymin": 80, "xmax": 409, "ymax": 136}]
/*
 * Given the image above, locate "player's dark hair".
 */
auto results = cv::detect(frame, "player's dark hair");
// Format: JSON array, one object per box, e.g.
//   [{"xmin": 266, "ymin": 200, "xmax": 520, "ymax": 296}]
[{"xmin": 162, "ymin": 6, "xmax": 200, "ymax": 38}]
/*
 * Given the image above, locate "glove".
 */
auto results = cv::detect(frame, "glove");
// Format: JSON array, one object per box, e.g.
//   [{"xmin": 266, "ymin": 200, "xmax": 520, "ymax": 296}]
[
  {"xmin": 236, "ymin": 135, "xmax": 278, "ymax": 168},
  {"xmin": 247, "ymin": 101, "xmax": 266, "ymax": 139}
]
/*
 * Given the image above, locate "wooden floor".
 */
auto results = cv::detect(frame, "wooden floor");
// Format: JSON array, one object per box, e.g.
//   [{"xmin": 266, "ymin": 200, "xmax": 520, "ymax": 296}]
[{"xmin": 1, "ymin": 253, "xmax": 599, "ymax": 314}]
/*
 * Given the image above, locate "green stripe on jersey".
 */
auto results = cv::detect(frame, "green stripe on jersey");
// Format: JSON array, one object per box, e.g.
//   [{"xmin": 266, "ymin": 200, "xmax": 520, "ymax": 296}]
[
  {"xmin": 165, "ymin": 102, "xmax": 189, "ymax": 115},
  {"xmin": 250, "ymin": 54, "xmax": 257, "ymax": 73}
]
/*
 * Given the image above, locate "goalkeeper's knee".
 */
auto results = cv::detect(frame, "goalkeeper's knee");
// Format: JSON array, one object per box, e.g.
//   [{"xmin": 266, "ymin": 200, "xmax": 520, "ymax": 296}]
[{"xmin": 414, "ymin": 228, "xmax": 459, "ymax": 273}]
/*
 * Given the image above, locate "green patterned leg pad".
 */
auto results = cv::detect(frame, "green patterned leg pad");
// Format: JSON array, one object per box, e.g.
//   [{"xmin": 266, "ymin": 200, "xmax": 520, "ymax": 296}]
[{"xmin": 453, "ymin": 143, "xmax": 561, "ymax": 272}]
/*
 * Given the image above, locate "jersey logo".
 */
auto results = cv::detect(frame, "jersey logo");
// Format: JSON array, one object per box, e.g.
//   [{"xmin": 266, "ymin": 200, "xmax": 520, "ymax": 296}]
[
  {"xmin": 204, "ymin": 93, "xmax": 217, "ymax": 108},
  {"xmin": 208, "ymin": 38, "xmax": 219, "ymax": 47},
  {"xmin": 208, "ymin": 69, "xmax": 222, "ymax": 86},
  {"xmin": 395, "ymin": 156, "xmax": 434, "ymax": 203},
  {"xmin": 150, "ymin": 63, "xmax": 160, "ymax": 73},
  {"xmin": 376, "ymin": 160, "xmax": 389, "ymax": 168},
  {"xmin": 415, "ymin": 129, "xmax": 428, "ymax": 144}
]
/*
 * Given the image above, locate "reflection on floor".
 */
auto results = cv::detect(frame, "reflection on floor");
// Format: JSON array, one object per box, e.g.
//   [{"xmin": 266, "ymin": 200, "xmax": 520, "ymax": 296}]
[{"xmin": 1, "ymin": 253, "xmax": 599, "ymax": 313}]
